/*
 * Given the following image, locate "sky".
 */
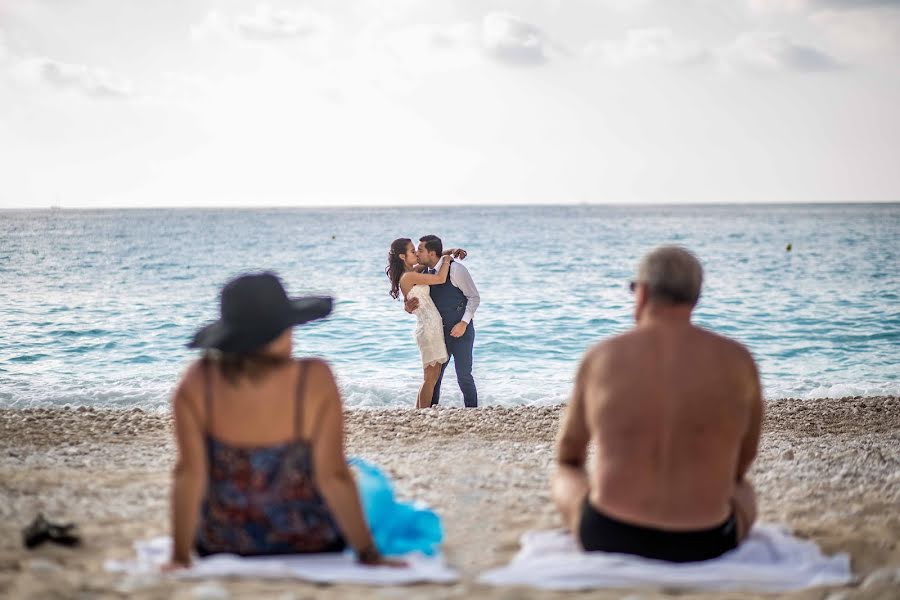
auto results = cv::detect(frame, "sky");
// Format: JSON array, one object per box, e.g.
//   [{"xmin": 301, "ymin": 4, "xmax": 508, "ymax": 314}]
[{"xmin": 0, "ymin": 0, "xmax": 898, "ymax": 208}]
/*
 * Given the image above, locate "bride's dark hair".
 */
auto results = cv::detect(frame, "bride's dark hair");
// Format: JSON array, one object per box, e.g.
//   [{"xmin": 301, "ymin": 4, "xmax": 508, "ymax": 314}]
[{"xmin": 386, "ymin": 238, "xmax": 412, "ymax": 300}]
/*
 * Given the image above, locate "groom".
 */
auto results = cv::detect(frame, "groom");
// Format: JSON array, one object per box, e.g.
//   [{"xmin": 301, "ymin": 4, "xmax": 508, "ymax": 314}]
[{"xmin": 405, "ymin": 234, "xmax": 480, "ymax": 407}]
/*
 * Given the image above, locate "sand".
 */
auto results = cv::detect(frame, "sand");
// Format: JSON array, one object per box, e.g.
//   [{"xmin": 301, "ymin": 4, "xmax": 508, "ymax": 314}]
[{"xmin": 1, "ymin": 396, "xmax": 899, "ymax": 599}]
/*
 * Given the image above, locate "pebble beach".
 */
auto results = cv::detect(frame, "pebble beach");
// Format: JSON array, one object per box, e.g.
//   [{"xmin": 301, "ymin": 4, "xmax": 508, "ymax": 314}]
[{"xmin": 1, "ymin": 396, "xmax": 899, "ymax": 599}]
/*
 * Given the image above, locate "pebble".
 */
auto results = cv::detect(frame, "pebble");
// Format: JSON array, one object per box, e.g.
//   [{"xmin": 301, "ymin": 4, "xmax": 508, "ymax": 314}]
[
  {"xmin": 26, "ymin": 558, "xmax": 62, "ymax": 574},
  {"xmin": 115, "ymin": 573, "xmax": 161, "ymax": 593},
  {"xmin": 191, "ymin": 581, "xmax": 230, "ymax": 600}
]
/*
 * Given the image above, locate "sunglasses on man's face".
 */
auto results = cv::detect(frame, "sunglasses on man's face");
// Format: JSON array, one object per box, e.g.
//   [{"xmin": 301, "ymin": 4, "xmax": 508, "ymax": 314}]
[{"xmin": 629, "ymin": 281, "xmax": 637, "ymax": 293}]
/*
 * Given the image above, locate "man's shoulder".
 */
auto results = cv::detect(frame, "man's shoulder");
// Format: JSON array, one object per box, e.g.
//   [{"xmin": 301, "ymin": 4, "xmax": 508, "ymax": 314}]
[
  {"xmin": 450, "ymin": 260, "xmax": 470, "ymax": 274},
  {"xmin": 449, "ymin": 260, "xmax": 476, "ymax": 285},
  {"xmin": 697, "ymin": 326, "xmax": 754, "ymax": 360},
  {"xmin": 594, "ymin": 329, "xmax": 641, "ymax": 352},
  {"xmin": 580, "ymin": 335, "xmax": 629, "ymax": 368}
]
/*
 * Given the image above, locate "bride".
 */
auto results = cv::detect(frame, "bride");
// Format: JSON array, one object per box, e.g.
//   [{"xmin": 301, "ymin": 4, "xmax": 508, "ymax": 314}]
[{"xmin": 385, "ymin": 238, "xmax": 464, "ymax": 409}]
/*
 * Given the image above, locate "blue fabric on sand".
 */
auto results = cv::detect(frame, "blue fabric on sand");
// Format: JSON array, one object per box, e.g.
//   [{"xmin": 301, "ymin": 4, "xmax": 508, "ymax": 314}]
[{"xmin": 350, "ymin": 458, "xmax": 443, "ymax": 556}]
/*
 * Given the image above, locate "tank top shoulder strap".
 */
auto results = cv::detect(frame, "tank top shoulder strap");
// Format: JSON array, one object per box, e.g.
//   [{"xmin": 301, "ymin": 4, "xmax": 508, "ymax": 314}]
[
  {"xmin": 294, "ymin": 359, "xmax": 311, "ymax": 438},
  {"xmin": 202, "ymin": 356, "xmax": 214, "ymax": 433}
]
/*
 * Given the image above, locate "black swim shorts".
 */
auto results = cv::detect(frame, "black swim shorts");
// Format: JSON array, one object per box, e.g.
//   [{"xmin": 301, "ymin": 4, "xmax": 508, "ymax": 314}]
[{"xmin": 578, "ymin": 498, "xmax": 738, "ymax": 563}]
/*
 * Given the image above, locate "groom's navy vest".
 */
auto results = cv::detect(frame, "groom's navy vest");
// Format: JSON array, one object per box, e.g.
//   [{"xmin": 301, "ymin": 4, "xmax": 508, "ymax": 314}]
[{"xmin": 429, "ymin": 264, "xmax": 467, "ymax": 328}]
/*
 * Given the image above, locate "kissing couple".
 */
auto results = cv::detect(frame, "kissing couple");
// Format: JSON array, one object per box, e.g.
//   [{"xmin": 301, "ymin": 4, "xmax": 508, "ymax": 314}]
[{"xmin": 385, "ymin": 235, "xmax": 480, "ymax": 409}]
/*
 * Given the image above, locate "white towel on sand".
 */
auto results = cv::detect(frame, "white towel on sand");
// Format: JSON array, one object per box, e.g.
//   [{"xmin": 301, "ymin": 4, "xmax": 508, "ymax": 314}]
[
  {"xmin": 477, "ymin": 524, "xmax": 852, "ymax": 592},
  {"xmin": 104, "ymin": 537, "xmax": 458, "ymax": 585}
]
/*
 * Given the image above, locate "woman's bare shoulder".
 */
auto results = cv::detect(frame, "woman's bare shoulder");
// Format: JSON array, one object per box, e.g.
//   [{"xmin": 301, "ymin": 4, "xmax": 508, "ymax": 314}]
[
  {"xmin": 178, "ymin": 359, "xmax": 207, "ymax": 391},
  {"xmin": 398, "ymin": 272, "xmax": 422, "ymax": 295},
  {"xmin": 298, "ymin": 357, "xmax": 337, "ymax": 387},
  {"xmin": 297, "ymin": 358, "xmax": 341, "ymax": 435},
  {"xmin": 298, "ymin": 355, "xmax": 330, "ymax": 368},
  {"xmin": 171, "ymin": 359, "xmax": 207, "ymax": 416}
]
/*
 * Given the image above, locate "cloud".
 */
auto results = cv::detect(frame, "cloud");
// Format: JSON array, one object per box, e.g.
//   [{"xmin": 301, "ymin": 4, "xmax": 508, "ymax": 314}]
[
  {"xmin": 812, "ymin": 8, "xmax": 900, "ymax": 55},
  {"xmin": 431, "ymin": 23, "xmax": 480, "ymax": 50},
  {"xmin": 748, "ymin": 0, "xmax": 900, "ymax": 59},
  {"xmin": 721, "ymin": 31, "xmax": 840, "ymax": 72},
  {"xmin": 192, "ymin": 4, "xmax": 332, "ymax": 44},
  {"xmin": 1, "ymin": 31, "xmax": 132, "ymax": 99},
  {"xmin": 588, "ymin": 28, "xmax": 709, "ymax": 67},
  {"xmin": 748, "ymin": 0, "xmax": 900, "ymax": 13},
  {"xmin": 596, "ymin": 0, "xmax": 654, "ymax": 12},
  {"xmin": 379, "ymin": 22, "xmax": 478, "ymax": 55},
  {"xmin": 747, "ymin": 0, "xmax": 807, "ymax": 12},
  {"xmin": 378, "ymin": 15, "xmax": 564, "ymax": 69},
  {"xmin": 191, "ymin": 9, "xmax": 562, "ymax": 70},
  {"xmin": 375, "ymin": 22, "xmax": 480, "ymax": 70},
  {"xmin": 481, "ymin": 12, "xmax": 561, "ymax": 66},
  {"xmin": 819, "ymin": 0, "xmax": 900, "ymax": 6},
  {"xmin": 20, "ymin": 57, "xmax": 133, "ymax": 98}
]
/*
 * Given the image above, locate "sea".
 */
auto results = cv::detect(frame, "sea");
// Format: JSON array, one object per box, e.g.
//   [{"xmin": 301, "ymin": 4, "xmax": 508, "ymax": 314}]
[{"xmin": 0, "ymin": 204, "xmax": 897, "ymax": 410}]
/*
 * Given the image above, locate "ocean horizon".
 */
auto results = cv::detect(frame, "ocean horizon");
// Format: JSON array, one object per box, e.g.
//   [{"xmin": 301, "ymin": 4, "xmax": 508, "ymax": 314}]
[
  {"xmin": 1, "ymin": 203, "xmax": 897, "ymax": 410},
  {"xmin": 5, "ymin": 200, "xmax": 899, "ymax": 211}
]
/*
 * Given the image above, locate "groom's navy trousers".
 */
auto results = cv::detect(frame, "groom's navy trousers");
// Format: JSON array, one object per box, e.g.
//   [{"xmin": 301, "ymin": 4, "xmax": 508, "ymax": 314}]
[
  {"xmin": 432, "ymin": 322, "xmax": 477, "ymax": 408},
  {"xmin": 428, "ymin": 267, "xmax": 478, "ymax": 408}
]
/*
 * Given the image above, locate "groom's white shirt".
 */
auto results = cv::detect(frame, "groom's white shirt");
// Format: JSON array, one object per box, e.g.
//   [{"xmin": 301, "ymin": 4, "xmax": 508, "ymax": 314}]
[{"xmin": 433, "ymin": 257, "xmax": 480, "ymax": 324}]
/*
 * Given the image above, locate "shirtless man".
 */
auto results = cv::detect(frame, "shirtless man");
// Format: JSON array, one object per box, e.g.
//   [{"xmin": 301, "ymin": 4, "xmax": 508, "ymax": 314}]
[{"xmin": 551, "ymin": 246, "xmax": 762, "ymax": 562}]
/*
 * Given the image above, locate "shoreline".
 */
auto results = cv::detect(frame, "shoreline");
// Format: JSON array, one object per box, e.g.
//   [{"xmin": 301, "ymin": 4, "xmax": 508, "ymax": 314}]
[{"xmin": 1, "ymin": 396, "xmax": 899, "ymax": 598}]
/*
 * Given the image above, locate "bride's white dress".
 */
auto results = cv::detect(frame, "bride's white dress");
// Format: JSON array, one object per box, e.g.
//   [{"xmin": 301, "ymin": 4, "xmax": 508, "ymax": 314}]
[{"xmin": 407, "ymin": 284, "xmax": 449, "ymax": 368}]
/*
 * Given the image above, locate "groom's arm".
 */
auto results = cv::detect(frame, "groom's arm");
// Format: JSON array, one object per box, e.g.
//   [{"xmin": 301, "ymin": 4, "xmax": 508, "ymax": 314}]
[{"xmin": 450, "ymin": 263, "xmax": 480, "ymax": 331}]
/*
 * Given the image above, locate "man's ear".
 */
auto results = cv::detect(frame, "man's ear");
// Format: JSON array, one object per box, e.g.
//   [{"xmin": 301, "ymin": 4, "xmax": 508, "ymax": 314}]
[{"xmin": 634, "ymin": 284, "xmax": 648, "ymax": 322}]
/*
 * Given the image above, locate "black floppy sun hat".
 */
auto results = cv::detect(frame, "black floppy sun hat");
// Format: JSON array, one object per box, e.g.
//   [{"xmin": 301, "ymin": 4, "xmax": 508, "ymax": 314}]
[{"xmin": 188, "ymin": 272, "xmax": 333, "ymax": 354}]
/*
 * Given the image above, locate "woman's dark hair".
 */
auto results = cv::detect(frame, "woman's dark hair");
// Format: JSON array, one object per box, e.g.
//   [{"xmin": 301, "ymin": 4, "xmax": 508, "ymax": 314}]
[
  {"xmin": 205, "ymin": 351, "xmax": 291, "ymax": 384},
  {"xmin": 386, "ymin": 237, "xmax": 412, "ymax": 300}
]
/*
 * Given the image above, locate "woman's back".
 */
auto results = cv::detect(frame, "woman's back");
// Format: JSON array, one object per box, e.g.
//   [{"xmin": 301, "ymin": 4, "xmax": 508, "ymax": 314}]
[
  {"xmin": 193, "ymin": 358, "xmax": 345, "ymax": 556},
  {"xmin": 202, "ymin": 359, "xmax": 315, "ymax": 445},
  {"xmin": 170, "ymin": 272, "xmax": 391, "ymax": 568}
]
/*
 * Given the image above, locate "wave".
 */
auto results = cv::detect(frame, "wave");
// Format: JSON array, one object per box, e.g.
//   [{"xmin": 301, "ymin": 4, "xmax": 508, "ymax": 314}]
[{"xmin": 2, "ymin": 375, "xmax": 897, "ymax": 411}]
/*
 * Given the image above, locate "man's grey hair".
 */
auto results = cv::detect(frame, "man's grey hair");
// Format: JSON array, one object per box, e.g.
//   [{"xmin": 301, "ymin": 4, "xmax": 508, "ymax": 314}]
[{"xmin": 636, "ymin": 246, "xmax": 703, "ymax": 306}]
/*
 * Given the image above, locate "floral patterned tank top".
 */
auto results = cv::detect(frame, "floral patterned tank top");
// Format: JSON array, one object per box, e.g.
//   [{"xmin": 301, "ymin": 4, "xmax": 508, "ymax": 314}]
[{"xmin": 195, "ymin": 360, "xmax": 346, "ymax": 556}]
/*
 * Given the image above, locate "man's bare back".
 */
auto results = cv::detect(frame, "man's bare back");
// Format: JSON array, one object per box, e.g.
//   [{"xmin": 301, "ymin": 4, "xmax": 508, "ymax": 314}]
[
  {"xmin": 552, "ymin": 246, "xmax": 763, "ymax": 561},
  {"xmin": 575, "ymin": 321, "xmax": 761, "ymax": 530}
]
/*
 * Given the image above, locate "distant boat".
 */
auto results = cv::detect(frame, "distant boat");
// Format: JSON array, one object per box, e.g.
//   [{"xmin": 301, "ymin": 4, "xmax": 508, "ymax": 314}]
[{"xmin": 49, "ymin": 205, "xmax": 61, "ymax": 211}]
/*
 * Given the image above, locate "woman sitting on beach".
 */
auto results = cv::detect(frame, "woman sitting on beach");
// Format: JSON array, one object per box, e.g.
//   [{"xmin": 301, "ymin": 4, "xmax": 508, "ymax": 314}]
[
  {"xmin": 385, "ymin": 239, "xmax": 461, "ymax": 409},
  {"xmin": 166, "ymin": 272, "xmax": 398, "ymax": 568}
]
